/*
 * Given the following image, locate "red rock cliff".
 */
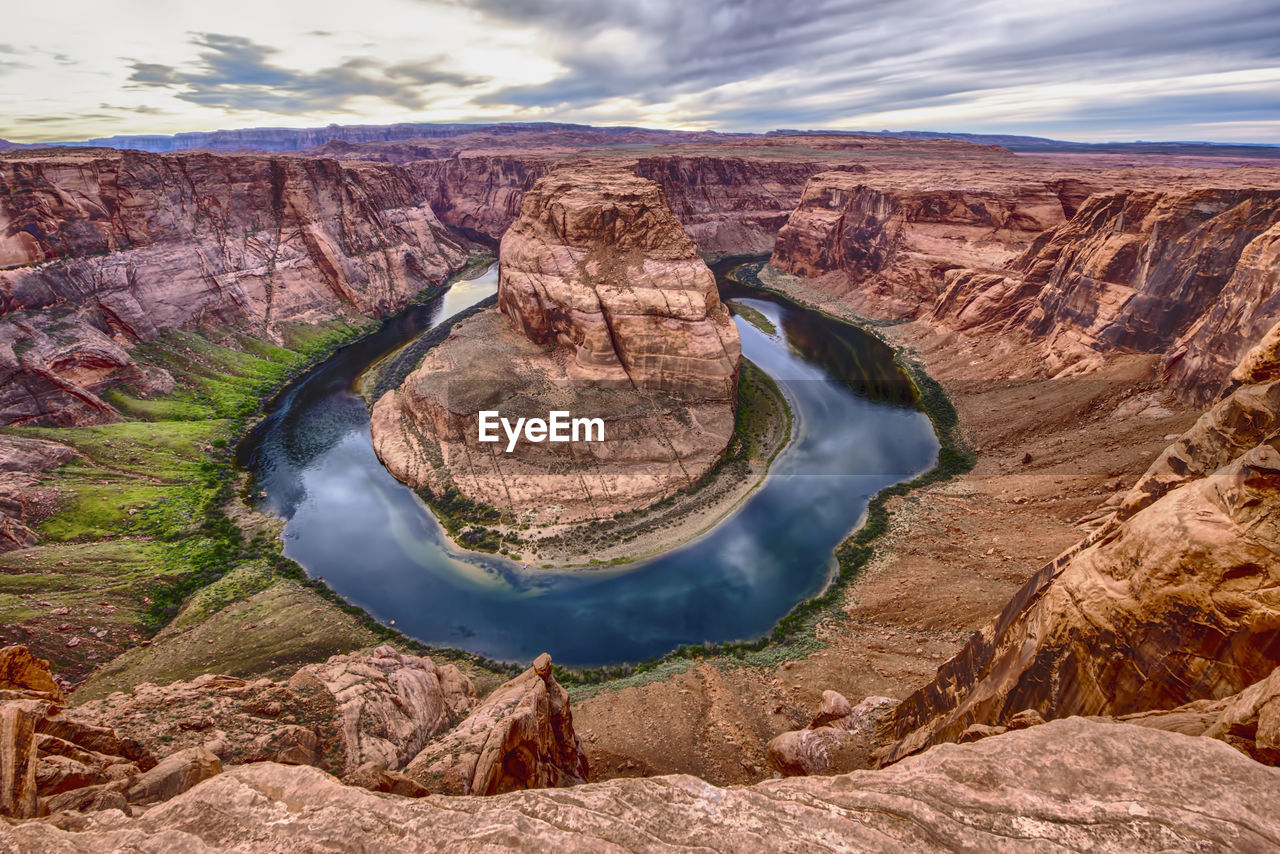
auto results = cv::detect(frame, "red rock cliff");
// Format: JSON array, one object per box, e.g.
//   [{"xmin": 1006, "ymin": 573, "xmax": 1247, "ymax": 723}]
[{"xmin": 0, "ymin": 149, "xmax": 470, "ymax": 425}]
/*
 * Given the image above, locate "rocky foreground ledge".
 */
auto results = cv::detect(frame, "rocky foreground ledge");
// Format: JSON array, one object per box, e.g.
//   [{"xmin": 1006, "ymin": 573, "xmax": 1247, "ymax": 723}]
[
  {"xmin": 5, "ymin": 718, "xmax": 1279, "ymax": 852},
  {"xmin": 371, "ymin": 168, "xmax": 742, "ymax": 525}
]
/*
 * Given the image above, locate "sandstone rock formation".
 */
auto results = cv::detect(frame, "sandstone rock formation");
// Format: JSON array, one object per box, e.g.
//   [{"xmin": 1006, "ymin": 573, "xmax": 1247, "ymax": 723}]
[
  {"xmin": 6, "ymin": 719, "xmax": 1280, "ymax": 852},
  {"xmin": 766, "ymin": 691, "xmax": 897, "ymax": 776},
  {"xmin": 404, "ymin": 653, "xmax": 588, "ymax": 795},
  {"xmin": 289, "ymin": 645, "xmax": 476, "ymax": 773},
  {"xmin": 771, "ymin": 171, "xmax": 1084, "ymax": 316},
  {"xmin": 877, "ymin": 320, "xmax": 1280, "ymax": 764},
  {"xmin": 69, "ymin": 646, "xmax": 476, "ymax": 777},
  {"xmin": 371, "ymin": 169, "xmax": 741, "ymax": 523},
  {"xmin": 0, "ymin": 148, "xmax": 470, "ymax": 425},
  {"xmin": 931, "ymin": 189, "xmax": 1280, "ymax": 400}
]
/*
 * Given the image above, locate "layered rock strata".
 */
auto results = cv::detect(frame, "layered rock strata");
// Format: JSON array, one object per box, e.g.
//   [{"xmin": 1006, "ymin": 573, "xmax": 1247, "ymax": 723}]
[
  {"xmin": 404, "ymin": 653, "xmax": 588, "ymax": 795},
  {"xmin": 770, "ymin": 171, "xmax": 1087, "ymax": 316},
  {"xmin": 930, "ymin": 189, "xmax": 1280, "ymax": 401},
  {"xmin": 876, "ymin": 320, "xmax": 1280, "ymax": 764},
  {"xmin": 0, "ymin": 149, "xmax": 470, "ymax": 425},
  {"xmin": 371, "ymin": 169, "xmax": 741, "ymax": 523}
]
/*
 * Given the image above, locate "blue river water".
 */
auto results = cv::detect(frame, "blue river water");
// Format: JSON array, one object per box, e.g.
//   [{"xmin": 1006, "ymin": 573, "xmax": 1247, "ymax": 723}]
[{"xmin": 237, "ymin": 263, "xmax": 938, "ymax": 667}]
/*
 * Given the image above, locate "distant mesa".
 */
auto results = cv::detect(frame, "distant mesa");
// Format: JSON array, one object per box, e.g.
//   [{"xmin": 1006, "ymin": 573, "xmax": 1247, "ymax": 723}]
[{"xmin": 370, "ymin": 168, "xmax": 742, "ymax": 524}]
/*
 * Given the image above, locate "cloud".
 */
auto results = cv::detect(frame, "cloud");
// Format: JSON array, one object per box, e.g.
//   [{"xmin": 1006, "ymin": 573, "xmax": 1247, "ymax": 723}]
[
  {"xmin": 458, "ymin": 0, "xmax": 1280, "ymax": 136},
  {"xmin": 126, "ymin": 32, "xmax": 485, "ymax": 114}
]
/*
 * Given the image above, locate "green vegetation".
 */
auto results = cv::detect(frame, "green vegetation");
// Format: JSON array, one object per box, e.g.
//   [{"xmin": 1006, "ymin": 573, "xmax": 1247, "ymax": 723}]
[
  {"xmin": 1, "ymin": 256, "xmax": 522, "ymax": 687},
  {"xmin": 728, "ymin": 301, "xmax": 777, "ymax": 336}
]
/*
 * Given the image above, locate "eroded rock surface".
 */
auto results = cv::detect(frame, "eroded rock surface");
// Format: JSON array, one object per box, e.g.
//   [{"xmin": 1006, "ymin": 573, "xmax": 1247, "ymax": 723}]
[
  {"xmin": 371, "ymin": 169, "xmax": 741, "ymax": 522},
  {"xmin": 0, "ymin": 149, "xmax": 470, "ymax": 425},
  {"xmin": 403, "ymin": 653, "xmax": 588, "ymax": 795},
  {"xmin": 7, "ymin": 719, "xmax": 1280, "ymax": 853},
  {"xmin": 68, "ymin": 646, "xmax": 475, "ymax": 776},
  {"xmin": 877, "ymin": 321, "xmax": 1280, "ymax": 764},
  {"xmin": 766, "ymin": 691, "xmax": 897, "ymax": 776}
]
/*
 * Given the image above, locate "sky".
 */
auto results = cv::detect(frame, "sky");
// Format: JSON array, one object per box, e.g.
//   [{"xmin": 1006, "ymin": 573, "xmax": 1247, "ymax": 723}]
[{"xmin": 3, "ymin": 0, "xmax": 1278, "ymax": 144}]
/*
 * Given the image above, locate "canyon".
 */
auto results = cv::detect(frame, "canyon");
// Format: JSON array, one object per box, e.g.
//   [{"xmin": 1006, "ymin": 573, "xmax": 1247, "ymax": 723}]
[{"xmin": 2, "ymin": 126, "xmax": 1280, "ymax": 849}]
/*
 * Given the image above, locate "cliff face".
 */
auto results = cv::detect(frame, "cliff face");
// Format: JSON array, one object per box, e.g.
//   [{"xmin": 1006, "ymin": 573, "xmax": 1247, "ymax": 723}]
[
  {"xmin": 0, "ymin": 149, "xmax": 470, "ymax": 425},
  {"xmin": 636, "ymin": 156, "xmax": 851, "ymax": 257},
  {"xmin": 370, "ymin": 169, "xmax": 741, "ymax": 523},
  {"xmin": 770, "ymin": 171, "xmax": 1083, "ymax": 316},
  {"xmin": 406, "ymin": 155, "xmax": 554, "ymax": 241},
  {"xmin": 931, "ymin": 189, "xmax": 1280, "ymax": 400},
  {"xmin": 876, "ymin": 320, "xmax": 1280, "ymax": 764}
]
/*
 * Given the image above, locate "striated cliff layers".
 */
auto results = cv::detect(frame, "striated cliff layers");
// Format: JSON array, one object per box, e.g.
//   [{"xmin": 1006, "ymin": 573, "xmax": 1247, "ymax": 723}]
[
  {"xmin": 0, "ymin": 149, "xmax": 470, "ymax": 425},
  {"xmin": 930, "ymin": 189, "xmax": 1280, "ymax": 401},
  {"xmin": 371, "ymin": 169, "xmax": 741, "ymax": 523},
  {"xmin": 770, "ymin": 171, "xmax": 1088, "ymax": 316},
  {"xmin": 876, "ymin": 320, "xmax": 1280, "ymax": 764}
]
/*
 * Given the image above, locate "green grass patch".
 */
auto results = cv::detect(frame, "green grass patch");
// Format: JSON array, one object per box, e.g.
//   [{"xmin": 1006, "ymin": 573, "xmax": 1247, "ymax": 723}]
[{"xmin": 729, "ymin": 302, "xmax": 777, "ymax": 336}]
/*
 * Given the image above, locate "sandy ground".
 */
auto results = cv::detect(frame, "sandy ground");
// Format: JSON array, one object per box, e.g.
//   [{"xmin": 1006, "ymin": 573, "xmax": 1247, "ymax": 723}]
[{"xmin": 575, "ymin": 307, "xmax": 1198, "ymax": 786}]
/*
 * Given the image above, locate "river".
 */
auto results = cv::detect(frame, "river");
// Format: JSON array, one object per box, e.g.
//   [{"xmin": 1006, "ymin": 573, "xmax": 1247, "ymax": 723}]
[{"xmin": 236, "ymin": 263, "xmax": 938, "ymax": 667}]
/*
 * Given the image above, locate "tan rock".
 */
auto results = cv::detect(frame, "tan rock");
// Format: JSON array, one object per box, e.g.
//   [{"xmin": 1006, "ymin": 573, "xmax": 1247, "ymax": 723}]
[
  {"xmin": 877, "ymin": 325, "xmax": 1280, "ymax": 765},
  {"xmin": 6, "ymin": 720, "xmax": 1280, "ymax": 852},
  {"xmin": 35, "ymin": 755, "xmax": 107, "ymax": 797},
  {"xmin": 291, "ymin": 645, "xmax": 477, "ymax": 774},
  {"xmin": 404, "ymin": 653, "xmax": 588, "ymax": 795},
  {"xmin": 0, "ymin": 699, "xmax": 46, "ymax": 818},
  {"xmin": 39, "ymin": 781, "xmax": 130, "ymax": 818},
  {"xmin": 0, "ymin": 646, "xmax": 64, "ymax": 702},
  {"xmin": 245, "ymin": 725, "xmax": 320, "ymax": 767},
  {"xmin": 371, "ymin": 169, "xmax": 741, "ymax": 523},
  {"xmin": 767, "ymin": 694, "xmax": 898, "ymax": 777},
  {"xmin": 124, "ymin": 747, "xmax": 221, "ymax": 806},
  {"xmin": 341, "ymin": 761, "xmax": 429, "ymax": 798}
]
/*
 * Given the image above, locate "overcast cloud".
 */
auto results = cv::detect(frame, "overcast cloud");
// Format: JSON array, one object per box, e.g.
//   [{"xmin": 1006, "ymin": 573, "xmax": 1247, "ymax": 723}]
[{"xmin": 3, "ymin": 0, "xmax": 1278, "ymax": 143}]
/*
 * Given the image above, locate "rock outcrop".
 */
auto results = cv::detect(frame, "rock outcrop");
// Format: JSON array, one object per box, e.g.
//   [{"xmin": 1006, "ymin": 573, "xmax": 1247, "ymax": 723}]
[
  {"xmin": 371, "ymin": 169, "xmax": 741, "ymax": 523},
  {"xmin": 876, "ymin": 321, "xmax": 1280, "ymax": 764},
  {"xmin": 0, "ymin": 148, "xmax": 471, "ymax": 425},
  {"xmin": 403, "ymin": 653, "xmax": 588, "ymax": 795},
  {"xmin": 766, "ymin": 691, "xmax": 897, "ymax": 776},
  {"xmin": 69, "ymin": 646, "xmax": 476, "ymax": 777},
  {"xmin": 7, "ymin": 719, "xmax": 1280, "ymax": 852},
  {"xmin": 0, "ymin": 435, "xmax": 75, "ymax": 552}
]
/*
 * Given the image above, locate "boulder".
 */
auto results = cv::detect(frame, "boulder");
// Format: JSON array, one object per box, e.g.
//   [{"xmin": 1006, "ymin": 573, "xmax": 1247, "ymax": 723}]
[
  {"xmin": 125, "ymin": 747, "xmax": 221, "ymax": 806},
  {"xmin": 766, "ymin": 694, "xmax": 897, "ymax": 776},
  {"xmin": 0, "ymin": 646, "xmax": 64, "ymax": 702},
  {"xmin": 291, "ymin": 646, "xmax": 477, "ymax": 774},
  {"xmin": 341, "ymin": 762, "xmax": 430, "ymax": 798}
]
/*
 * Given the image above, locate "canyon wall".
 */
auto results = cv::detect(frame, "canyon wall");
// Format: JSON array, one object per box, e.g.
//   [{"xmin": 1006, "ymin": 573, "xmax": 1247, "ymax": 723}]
[
  {"xmin": 370, "ymin": 169, "xmax": 741, "ymax": 523},
  {"xmin": 770, "ymin": 171, "xmax": 1088, "ymax": 317},
  {"xmin": 931, "ymin": 189, "xmax": 1280, "ymax": 401},
  {"xmin": 876, "ymin": 319, "xmax": 1280, "ymax": 764},
  {"xmin": 0, "ymin": 149, "xmax": 471, "ymax": 425}
]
